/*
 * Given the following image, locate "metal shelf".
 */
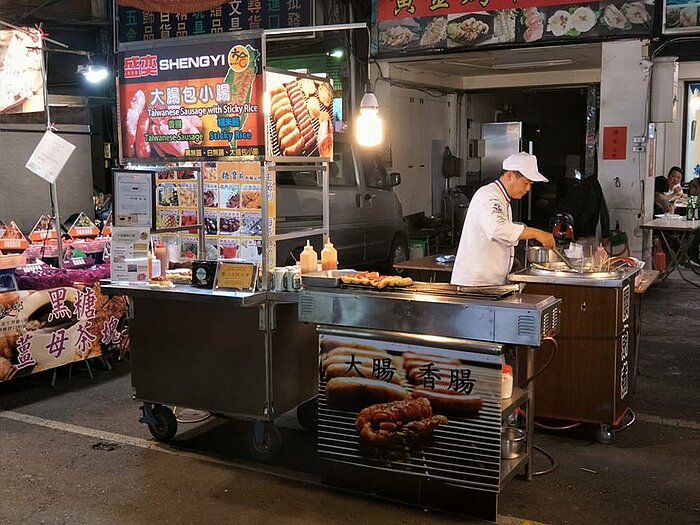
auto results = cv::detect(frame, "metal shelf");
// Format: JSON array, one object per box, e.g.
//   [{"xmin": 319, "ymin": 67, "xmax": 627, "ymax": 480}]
[
  {"xmin": 502, "ymin": 387, "xmax": 528, "ymax": 419},
  {"xmin": 501, "ymin": 452, "xmax": 528, "ymax": 484}
]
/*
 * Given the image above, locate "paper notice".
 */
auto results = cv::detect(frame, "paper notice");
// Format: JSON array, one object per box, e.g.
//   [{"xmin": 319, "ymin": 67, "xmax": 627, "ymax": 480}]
[{"xmin": 25, "ymin": 130, "xmax": 76, "ymax": 183}]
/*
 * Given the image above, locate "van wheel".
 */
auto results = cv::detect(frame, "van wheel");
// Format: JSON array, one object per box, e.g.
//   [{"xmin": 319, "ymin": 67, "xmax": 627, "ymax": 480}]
[{"xmin": 390, "ymin": 236, "xmax": 408, "ymax": 269}]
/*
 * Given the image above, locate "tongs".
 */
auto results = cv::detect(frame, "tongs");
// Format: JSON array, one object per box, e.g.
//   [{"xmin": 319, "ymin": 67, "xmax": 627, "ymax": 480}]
[{"xmin": 552, "ymin": 247, "xmax": 581, "ymax": 273}]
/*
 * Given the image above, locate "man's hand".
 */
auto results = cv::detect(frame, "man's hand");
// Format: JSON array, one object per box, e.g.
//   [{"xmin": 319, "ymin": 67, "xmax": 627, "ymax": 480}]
[{"xmin": 536, "ymin": 230, "xmax": 556, "ymax": 249}]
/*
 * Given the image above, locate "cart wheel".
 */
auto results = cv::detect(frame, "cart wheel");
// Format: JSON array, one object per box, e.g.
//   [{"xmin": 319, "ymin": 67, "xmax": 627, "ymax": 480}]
[
  {"xmin": 596, "ymin": 423, "xmax": 615, "ymax": 445},
  {"xmin": 296, "ymin": 398, "xmax": 318, "ymax": 431},
  {"xmin": 247, "ymin": 422, "xmax": 281, "ymax": 461},
  {"xmin": 148, "ymin": 405, "xmax": 178, "ymax": 442}
]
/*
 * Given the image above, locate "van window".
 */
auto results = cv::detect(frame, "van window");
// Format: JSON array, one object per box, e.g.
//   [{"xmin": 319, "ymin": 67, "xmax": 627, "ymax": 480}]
[
  {"xmin": 329, "ymin": 142, "xmax": 356, "ymax": 187},
  {"xmin": 362, "ymin": 152, "xmax": 391, "ymax": 190},
  {"xmin": 275, "ymin": 142, "xmax": 356, "ymax": 187}
]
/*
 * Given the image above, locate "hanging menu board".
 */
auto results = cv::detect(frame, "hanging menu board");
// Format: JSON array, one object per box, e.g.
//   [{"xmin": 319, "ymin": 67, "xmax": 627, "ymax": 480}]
[
  {"xmin": 153, "ymin": 161, "xmax": 274, "ymax": 265},
  {"xmin": 265, "ymin": 69, "xmax": 334, "ymax": 161},
  {"xmin": 118, "ymin": 36, "xmax": 264, "ymax": 162}
]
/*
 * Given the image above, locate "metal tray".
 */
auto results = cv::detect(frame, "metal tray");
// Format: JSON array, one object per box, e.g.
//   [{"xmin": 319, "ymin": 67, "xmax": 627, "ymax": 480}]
[{"xmin": 300, "ymin": 269, "xmax": 357, "ymax": 288}]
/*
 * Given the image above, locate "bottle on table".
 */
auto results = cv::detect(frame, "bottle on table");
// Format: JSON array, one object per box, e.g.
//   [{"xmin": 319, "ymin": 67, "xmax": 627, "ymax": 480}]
[
  {"xmin": 687, "ymin": 196, "xmax": 696, "ymax": 221},
  {"xmin": 154, "ymin": 240, "xmax": 168, "ymax": 273},
  {"xmin": 321, "ymin": 238, "xmax": 338, "ymax": 270},
  {"xmin": 300, "ymin": 240, "xmax": 318, "ymax": 274}
]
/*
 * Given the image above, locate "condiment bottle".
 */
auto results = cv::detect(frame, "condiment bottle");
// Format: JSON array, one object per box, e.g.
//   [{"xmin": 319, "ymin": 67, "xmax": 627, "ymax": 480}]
[
  {"xmin": 154, "ymin": 240, "xmax": 168, "ymax": 273},
  {"xmin": 502, "ymin": 364, "xmax": 514, "ymax": 399},
  {"xmin": 300, "ymin": 241, "xmax": 317, "ymax": 274},
  {"xmin": 321, "ymin": 239, "xmax": 338, "ymax": 270}
]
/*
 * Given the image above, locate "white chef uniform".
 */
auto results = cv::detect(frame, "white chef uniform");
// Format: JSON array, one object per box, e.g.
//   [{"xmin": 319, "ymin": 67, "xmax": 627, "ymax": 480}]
[{"xmin": 451, "ymin": 179, "xmax": 525, "ymax": 286}]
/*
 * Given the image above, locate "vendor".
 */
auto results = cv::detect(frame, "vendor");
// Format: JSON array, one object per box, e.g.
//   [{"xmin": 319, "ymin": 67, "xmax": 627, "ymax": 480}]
[{"xmin": 451, "ymin": 152, "xmax": 555, "ymax": 286}]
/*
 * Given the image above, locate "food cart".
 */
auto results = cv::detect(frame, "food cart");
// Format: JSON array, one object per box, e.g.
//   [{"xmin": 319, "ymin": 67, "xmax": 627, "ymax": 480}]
[
  {"xmin": 298, "ymin": 277, "xmax": 561, "ymax": 521},
  {"xmin": 509, "ymin": 265, "xmax": 639, "ymax": 443}
]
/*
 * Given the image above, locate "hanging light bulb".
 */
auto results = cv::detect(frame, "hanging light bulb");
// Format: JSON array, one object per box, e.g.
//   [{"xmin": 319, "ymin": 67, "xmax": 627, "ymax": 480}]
[{"xmin": 355, "ymin": 92, "xmax": 383, "ymax": 147}]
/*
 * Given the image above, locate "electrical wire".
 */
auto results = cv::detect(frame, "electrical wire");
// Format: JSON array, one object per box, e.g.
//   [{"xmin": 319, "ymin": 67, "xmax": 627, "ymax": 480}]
[
  {"xmin": 535, "ymin": 420, "xmax": 581, "ymax": 431},
  {"xmin": 524, "ymin": 336, "xmax": 558, "ymax": 387},
  {"xmin": 532, "ymin": 444, "xmax": 558, "ymax": 476}
]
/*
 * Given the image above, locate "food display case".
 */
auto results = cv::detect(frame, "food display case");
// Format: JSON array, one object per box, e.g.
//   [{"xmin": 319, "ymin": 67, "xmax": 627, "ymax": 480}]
[
  {"xmin": 298, "ymin": 278, "xmax": 561, "ymax": 521},
  {"xmin": 509, "ymin": 266, "xmax": 639, "ymax": 443}
]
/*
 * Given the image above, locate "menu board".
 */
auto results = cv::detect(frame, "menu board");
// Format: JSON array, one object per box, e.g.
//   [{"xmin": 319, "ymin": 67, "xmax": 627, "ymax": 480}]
[
  {"xmin": 154, "ymin": 161, "xmax": 274, "ymax": 265},
  {"xmin": 372, "ymin": 0, "xmax": 654, "ymax": 57},
  {"xmin": 66, "ymin": 213, "xmax": 100, "ymax": 239},
  {"xmin": 265, "ymin": 70, "xmax": 334, "ymax": 161},
  {"xmin": 0, "ymin": 222, "xmax": 29, "ymax": 251},
  {"xmin": 110, "ymin": 227, "xmax": 150, "ymax": 282},
  {"xmin": 0, "ymin": 28, "xmax": 44, "ymax": 114},
  {"xmin": 118, "ymin": 37, "xmax": 264, "ymax": 161},
  {"xmin": 663, "ymin": 0, "xmax": 700, "ymax": 33}
]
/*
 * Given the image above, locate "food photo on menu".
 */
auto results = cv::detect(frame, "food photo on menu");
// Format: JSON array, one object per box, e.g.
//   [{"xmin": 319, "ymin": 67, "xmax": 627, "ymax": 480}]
[
  {"xmin": 220, "ymin": 184, "xmax": 241, "ymax": 209},
  {"xmin": 266, "ymin": 71, "xmax": 334, "ymax": 159},
  {"xmin": 541, "ymin": 4, "xmax": 600, "ymax": 40},
  {"xmin": 599, "ymin": 0, "xmax": 652, "ymax": 34},
  {"xmin": 447, "ymin": 13, "xmax": 494, "ymax": 47},
  {"xmin": 317, "ymin": 336, "xmax": 501, "ymax": 486}
]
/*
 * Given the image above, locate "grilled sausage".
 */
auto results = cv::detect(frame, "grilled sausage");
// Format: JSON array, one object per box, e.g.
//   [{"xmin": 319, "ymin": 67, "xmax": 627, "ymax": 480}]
[
  {"xmin": 325, "ymin": 377, "xmax": 409, "ymax": 411},
  {"xmin": 412, "ymin": 387, "xmax": 483, "ymax": 416}
]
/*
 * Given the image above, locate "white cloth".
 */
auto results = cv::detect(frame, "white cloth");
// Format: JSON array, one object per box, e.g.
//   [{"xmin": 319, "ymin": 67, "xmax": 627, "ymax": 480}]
[{"xmin": 451, "ymin": 180, "xmax": 525, "ymax": 286}]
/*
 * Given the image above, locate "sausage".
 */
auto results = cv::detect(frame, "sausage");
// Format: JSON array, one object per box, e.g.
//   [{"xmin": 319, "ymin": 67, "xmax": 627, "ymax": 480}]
[
  {"xmin": 322, "ymin": 346, "xmax": 390, "ymax": 361},
  {"xmin": 135, "ymin": 110, "xmax": 151, "ymax": 158},
  {"xmin": 412, "ymin": 387, "xmax": 483, "ymax": 416},
  {"xmin": 320, "ymin": 340, "xmax": 387, "ymax": 354},
  {"xmin": 323, "ymin": 363, "xmax": 403, "ymax": 385},
  {"xmin": 404, "ymin": 352, "xmax": 462, "ymax": 365},
  {"xmin": 125, "ymin": 90, "xmax": 146, "ymax": 157},
  {"xmin": 283, "ymin": 136, "xmax": 305, "ymax": 156},
  {"xmin": 325, "ymin": 377, "xmax": 409, "ymax": 411},
  {"xmin": 272, "ymin": 102, "xmax": 293, "ymax": 122},
  {"xmin": 279, "ymin": 125, "xmax": 301, "ymax": 151},
  {"xmin": 322, "ymin": 353, "xmax": 403, "ymax": 371}
]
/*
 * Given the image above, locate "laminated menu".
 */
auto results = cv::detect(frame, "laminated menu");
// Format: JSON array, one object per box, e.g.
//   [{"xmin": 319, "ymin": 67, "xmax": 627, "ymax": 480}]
[
  {"xmin": 0, "ymin": 221, "xmax": 29, "ymax": 250},
  {"xmin": 29, "ymin": 215, "xmax": 58, "ymax": 242},
  {"xmin": 66, "ymin": 213, "xmax": 99, "ymax": 238}
]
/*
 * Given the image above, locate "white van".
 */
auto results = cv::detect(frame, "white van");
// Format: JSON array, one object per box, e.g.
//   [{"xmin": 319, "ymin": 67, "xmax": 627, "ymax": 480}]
[{"xmin": 276, "ymin": 137, "xmax": 408, "ymax": 269}]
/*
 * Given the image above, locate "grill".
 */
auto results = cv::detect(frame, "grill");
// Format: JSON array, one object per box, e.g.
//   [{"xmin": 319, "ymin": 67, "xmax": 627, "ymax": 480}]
[
  {"xmin": 339, "ymin": 282, "xmax": 518, "ymax": 300},
  {"xmin": 318, "ymin": 380, "xmax": 502, "ymax": 493}
]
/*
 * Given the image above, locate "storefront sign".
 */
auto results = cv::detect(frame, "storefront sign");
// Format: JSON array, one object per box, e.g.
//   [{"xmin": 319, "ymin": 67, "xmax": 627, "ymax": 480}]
[
  {"xmin": 603, "ymin": 126, "xmax": 627, "ymax": 160},
  {"xmin": 0, "ymin": 286, "xmax": 128, "ymax": 382},
  {"xmin": 118, "ymin": 37, "xmax": 264, "ymax": 161},
  {"xmin": 662, "ymin": 0, "xmax": 700, "ymax": 34},
  {"xmin": 265, "ymin": 69, "xmax": 334, "ymax": 160},
  {"xmin": 0, "ymin": 28, "xmax": 44, "ymax": 114},
  {"xmin": 373, "ymin": 0, "xmax": 655, "ymax": 56},
  {"xmin": 117, "ymin": 1, "xmax": 314, "ymax": 44}
]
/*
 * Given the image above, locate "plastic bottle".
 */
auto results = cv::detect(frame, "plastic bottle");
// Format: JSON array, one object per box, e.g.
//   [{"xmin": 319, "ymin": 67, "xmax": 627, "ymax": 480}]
[
  {"xmin": 154, "ymin": 240, "xmax": 168, "ymax": 273},
  {"xmin": 300, "ymin": 241, "xmax": 318, "ymax": 274},
  {"xmin": 502, "ymin": 364, "xmax": 514, "ymax": 399},
  {"xmin": 321, "ymin": 239, "xmax": 338, "ymax": 270}
]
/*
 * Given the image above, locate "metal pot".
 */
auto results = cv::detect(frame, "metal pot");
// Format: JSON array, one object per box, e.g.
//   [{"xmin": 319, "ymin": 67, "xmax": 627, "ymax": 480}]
[
  {"xmin": 527, "ymin": 246, "xmax": 559, "ymax": 264},
  {"xmin": 501, "ymin": 426, "xmax": 526, "ymax": 459}
]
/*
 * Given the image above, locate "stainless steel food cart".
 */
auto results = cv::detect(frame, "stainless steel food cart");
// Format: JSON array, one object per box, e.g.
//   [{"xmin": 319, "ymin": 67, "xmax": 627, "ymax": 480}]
[
  {"xmin": 101, "ymin": 282, "xmax": 318, "ymax": 458},
  {"xmin": 298, "ymin": 280, "xmax": 561, "ymax": 521},
  {"xmin": 509, "ymin": 266, "xmax": 639, "ymax": 443}
]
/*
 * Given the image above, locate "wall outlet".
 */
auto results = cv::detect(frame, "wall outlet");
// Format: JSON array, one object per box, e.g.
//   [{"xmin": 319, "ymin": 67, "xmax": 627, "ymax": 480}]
[
  {"xmin": 633, "ymin": 145, "xmax": 646, "ymax": 152},
  {"xmin": 633, "ymin": 136, "xmax": 646, "ymax": 143}
]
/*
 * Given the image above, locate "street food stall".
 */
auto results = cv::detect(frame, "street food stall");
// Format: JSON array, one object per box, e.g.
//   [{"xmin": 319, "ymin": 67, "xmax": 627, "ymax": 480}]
[{"xmin": 298, "ymin": 275, "xmax": 560, "ymax": 521}]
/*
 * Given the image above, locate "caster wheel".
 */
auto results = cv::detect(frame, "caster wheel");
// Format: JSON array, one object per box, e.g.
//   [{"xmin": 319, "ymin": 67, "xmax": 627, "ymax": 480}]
[
  {"xmin": 596, "ymin": 424, "xmax": 615, "ymax": 445},
  {"xmin": 296, "ymin": 398, "xmax": 318, "ymax": 431},
  {"xmin": 148, "ymin": 405, "xmax": 178, "ymax": 441},
  {"xmin": 247, "ymin": 422, "xmax": 282, "ymax": 461}
]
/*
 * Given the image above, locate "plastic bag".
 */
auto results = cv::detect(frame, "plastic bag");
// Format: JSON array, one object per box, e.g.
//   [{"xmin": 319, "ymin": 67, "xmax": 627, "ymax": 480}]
[{"xmin": 442, "ymin": 147, "xmax": 461, "ymax": 179}]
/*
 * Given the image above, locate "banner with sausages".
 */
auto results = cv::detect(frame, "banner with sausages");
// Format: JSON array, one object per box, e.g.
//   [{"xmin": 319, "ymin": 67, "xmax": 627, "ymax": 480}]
[
  {"xmin": 373, "ymin": 0, "xmax": 654, "ymax": 57},
  {"xmin": 0, "ymin": 286, "xmax": 129, "ymax": 382},
  {"xmin": 317, "ymin": 333, "xmax": 503, "ymax": 497},
  {"xmin": 118, "ymin": 37, "xmax": 264, "ymax": 161},
  {"xmin": 265, "ymin": 70, "xmax": 334, "ymax": 161}
]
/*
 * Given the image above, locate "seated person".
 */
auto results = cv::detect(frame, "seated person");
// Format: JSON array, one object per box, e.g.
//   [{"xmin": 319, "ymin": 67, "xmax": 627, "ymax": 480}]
[
  {"xmin": 665, "ymin": 166, "xmax": 686, "ymax": 204},
  {"xmin": 654, "ymin": 176, "xmax": 673, "ymax": 215}
]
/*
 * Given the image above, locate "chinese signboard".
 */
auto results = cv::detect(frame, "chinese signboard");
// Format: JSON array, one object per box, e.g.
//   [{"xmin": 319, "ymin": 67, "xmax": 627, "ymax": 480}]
[
  {"xmin": 373, "ymin": 0, "xmax": 655, "ymax": 57},
  {"xmin": 0, "ymin": 286, "xmax": 128, "ymax": 382},
  {"xmin": 663, "ymin": 0, "xmax": 700, "ymax": 34},
  {"xmin": 603, "ymin": 126, "xmax": 627, "ymax": 160},
  {"xmin": 317, "ymin": 333, "xmax": 502, "ymax": 512},
  {"xmin": 118, "ymin": 37, "xmax": 264, "ymax": 161},
  {"xmin": 0, "ymin": 28, "xmax": 44, "ymax": 114},
  {"xmin": 265, "ymin": 70, "xmax": 334, "ymax": 161},
  {"xmin": 117, "ymin": 1, "xmax": 314, "ymax": 44}
]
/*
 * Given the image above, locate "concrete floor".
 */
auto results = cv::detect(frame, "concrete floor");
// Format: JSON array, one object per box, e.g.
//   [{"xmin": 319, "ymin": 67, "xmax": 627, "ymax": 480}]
[{"xmin": 1, "ymin": 271, "xmax": 699, "ymax": 525}]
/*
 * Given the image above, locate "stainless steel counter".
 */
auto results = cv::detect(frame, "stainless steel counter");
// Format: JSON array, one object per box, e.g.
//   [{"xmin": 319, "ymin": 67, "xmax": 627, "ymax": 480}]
[
  {"xmin": 299, "ymin": 286, "xmax": 560, "ymax": 346},
  {"xmin": 509, "ymin": 267, "xmax": 639, "ymax": 288},
  {"xmin": 100, "ymin": 281, "xmax": 300, "ymax": 306}
]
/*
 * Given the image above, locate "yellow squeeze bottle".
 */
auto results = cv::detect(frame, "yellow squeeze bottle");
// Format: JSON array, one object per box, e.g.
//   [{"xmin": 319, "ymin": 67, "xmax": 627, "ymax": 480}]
[
  {"xmin": 321, "ymin": 239, "xmax": 338, "ymax": 270},
  {"xmin": 300, "ymin": 241, "xmax": 318, "ymax": 274}
]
